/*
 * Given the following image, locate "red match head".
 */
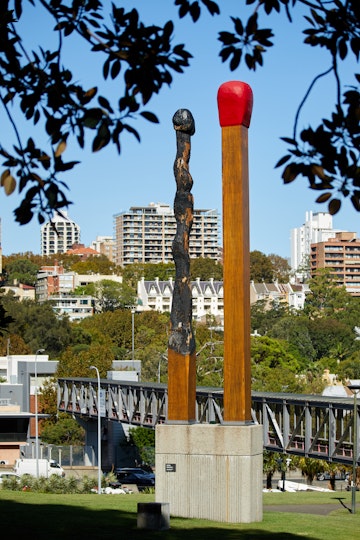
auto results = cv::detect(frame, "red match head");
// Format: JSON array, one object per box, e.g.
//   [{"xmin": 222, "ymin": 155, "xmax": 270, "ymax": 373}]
[{"xmin": 217, "ymin": 81, "xmax": 253, "ymax": 128}]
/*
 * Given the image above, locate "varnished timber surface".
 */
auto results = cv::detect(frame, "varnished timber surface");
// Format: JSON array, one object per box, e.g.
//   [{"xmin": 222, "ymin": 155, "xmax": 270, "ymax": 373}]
[{"xmin": 222, "ymin": 125, "xmax": 252, "ymax": 422}]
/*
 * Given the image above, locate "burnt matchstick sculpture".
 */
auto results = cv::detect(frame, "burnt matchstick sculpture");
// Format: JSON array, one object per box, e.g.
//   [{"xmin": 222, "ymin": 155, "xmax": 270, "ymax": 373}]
[{"xmin": 167, "ymin": 108, "xmax": 196, "ymax": 422}]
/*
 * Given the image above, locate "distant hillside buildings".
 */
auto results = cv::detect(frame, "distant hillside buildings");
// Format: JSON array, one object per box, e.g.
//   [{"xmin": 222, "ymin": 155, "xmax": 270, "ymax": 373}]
[
  {"xmin": 90, "ymin": 235, "xmax": 115, "ymax": 263},
  {"xmin": 310, "ymin": 231, "xmax": 360, "ymax": 296},
  {"xmin": 41, "ymin": 211, "xmax": 80, "ymax": 256},
  {"xmin": 290, "ymin": 211, "xmax": 343, "ymax": 274},
  {"xmin": 113, "ymin": 202, "xmax": 219, "ymax": 266},
  {"xmin": 137, "ymin": 277, "xmax": 309, "ymax": 326},
  {"xmin": 290, "ymin": 211, "xmax": 360, "ymax": 296}
]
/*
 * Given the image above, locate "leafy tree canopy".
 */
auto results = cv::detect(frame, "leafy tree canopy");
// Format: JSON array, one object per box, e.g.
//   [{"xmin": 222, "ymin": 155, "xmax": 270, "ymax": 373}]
[
  {"xmin": 1, "ymin": 296, "xmax": 75, "ymax": 355},
  {"xmin": 0, "ymin": 0, "xmax": 358, "ymax": 227},
  {"xmin": 2, "ymin": 251, "xmax": 103, "ymax": 274},
  {"xmin": 267, "ymin": 253, "xmax": 291, "ymax": 282},
  {"xmin": 268, "ymin": 315, "xmax": 317, "ymax": 366},
  {"xmin": 129, "ymin": 426, "xmax": 155, "ymax": 468},
  {"xmin": 336, "ymin": 352, "xmax": 360, "ymax": 381},
  {"xmin": 2, "ymin": 257, "xmax": 39, "ymax": 285},
  {"xmin": 92, "ymin": 279, "xmax": 137, "ymax": 312},
  {"xmin": 70, "ymin": 255, "xmax": 120, "ymax": 275},
  {"xmin": 250, "ymin": 250, "xmax": 275, "ymax": 282},
  {"xmin": 251, "ymin": 298, "xmax": 291, "ymax": 335},
  {"xmin": 0, "ymin": 332, "xmax": 31, "ymax": 355},
  {"xmin": 121, "ymin": 262, "xmax": 175, "ymax": 288},
  {"xmin": 307, "ymin": 316, "xmax": 358, "ymax": 360},
  {"xmin": 57, "ymin": 342, "xmax": 114, "ymax": 377},
  {"xmin": 304, "ymin": 268, "xmax": 354, "ymax": 317},
  {"xmin": 40, "ymin": 414, "xmax": 85, "ymax": 445},
  {"xmin": 191, "ymin": 257, "xmax": 223, "ymax": 281}
]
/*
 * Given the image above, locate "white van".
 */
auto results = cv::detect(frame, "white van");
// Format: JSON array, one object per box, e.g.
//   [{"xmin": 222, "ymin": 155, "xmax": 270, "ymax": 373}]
[{"xmin": 14, "ymin": 458, "xmax": 65, "ymax": 478}]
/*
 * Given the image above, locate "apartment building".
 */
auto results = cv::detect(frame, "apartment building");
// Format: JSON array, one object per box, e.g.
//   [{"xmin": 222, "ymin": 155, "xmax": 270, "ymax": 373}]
[
  {"xmin": 90, "ymin": 235, "xmax": 115, "ymax": 262},
  {"xmin": 49, "ymin": 295, "xmax": 95, "ymax": 321},
  {"xmin": 113, "ymin": 202, "xmax": 219, "ymax": 266},
  {"xmin": 310, "ymin": 231, "xmax": 360, "ymax": 296},
  {"xmin": 36, "ymin": 263, "xmax": 122, "ymax": 300},
  {"xmin": 290, "ymin": 211, "xmax": 342, "ymax": 275},
  {"xmin": 40, "ymin": 211, "xmax": 80, "ymax": 255},
  {"xmin": 36, "ymin": 264, "xmax": 76, "ymax": 302}
]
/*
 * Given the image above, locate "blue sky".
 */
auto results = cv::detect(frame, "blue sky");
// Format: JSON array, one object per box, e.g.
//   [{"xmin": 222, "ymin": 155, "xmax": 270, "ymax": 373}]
[{"xmin": 1, "ymin": 1, "xmax": 358, "ymax": 258}]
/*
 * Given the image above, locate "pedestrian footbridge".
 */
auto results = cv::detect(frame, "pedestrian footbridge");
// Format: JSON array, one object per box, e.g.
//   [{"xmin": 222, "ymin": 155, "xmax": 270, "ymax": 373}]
[{"xmin": 57, "ymin": 378, "xmax": 359, "ymax": 466}]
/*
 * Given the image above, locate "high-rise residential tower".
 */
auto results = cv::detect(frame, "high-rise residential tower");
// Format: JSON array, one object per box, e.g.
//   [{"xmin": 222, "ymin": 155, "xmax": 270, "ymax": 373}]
[
  {"xmin": 40, "ymin": 211, "xmax": 80, "ymax": 256},
  {"xmin": 290, "ymin": 211, "xmax": 343, "ymax": 275},
  {"xmin": 113, "ymin": 202, "xmax": 219, "ymax": 266},
  {"xmin": 310, "ymin": 231, "xmax": 360, "ymax": 296}
]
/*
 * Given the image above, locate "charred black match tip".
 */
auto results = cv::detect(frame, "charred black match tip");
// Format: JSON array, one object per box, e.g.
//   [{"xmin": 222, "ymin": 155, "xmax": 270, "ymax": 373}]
[{"xmin": 173, "ymin": 109, "xmax": 195, "ymax": 136}]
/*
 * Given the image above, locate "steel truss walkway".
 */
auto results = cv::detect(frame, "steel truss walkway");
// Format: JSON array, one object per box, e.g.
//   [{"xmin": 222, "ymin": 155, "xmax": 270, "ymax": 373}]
[{"xmin": 57, "ymin": 378, "xmax": 359, "ymax": 466}]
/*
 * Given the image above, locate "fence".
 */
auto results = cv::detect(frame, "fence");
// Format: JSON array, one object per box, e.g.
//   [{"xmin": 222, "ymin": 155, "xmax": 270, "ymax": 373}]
[{"xmin": 20, "ymin": 444, "xmax": 93, "ymax": 467}]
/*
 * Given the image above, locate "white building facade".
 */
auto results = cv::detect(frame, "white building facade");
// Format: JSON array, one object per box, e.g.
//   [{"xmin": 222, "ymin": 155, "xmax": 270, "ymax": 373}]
[
  {"xmin": 113, "ymin": 202, "xmax": 219, "ymax": 266},
  {"xmin": 137, "ymin": 277, "xmax": 224, "ymax": 324},
  {"xmin": 40, "ymin": 211, "xmax": 81, "ymax": 255},
  {"xmin": 138, "ymin": 278, "xmax": 309, "ymax": 324},
  {"xmin": 290, "ymin": 211, "xmax": 343, "ymax": 274}
]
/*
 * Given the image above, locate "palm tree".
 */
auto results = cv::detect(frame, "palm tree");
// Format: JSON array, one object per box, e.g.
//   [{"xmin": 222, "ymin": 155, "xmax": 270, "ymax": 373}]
[{"xmin": 296, "ymin": 457, "xmax": 325, "ymax": 485}]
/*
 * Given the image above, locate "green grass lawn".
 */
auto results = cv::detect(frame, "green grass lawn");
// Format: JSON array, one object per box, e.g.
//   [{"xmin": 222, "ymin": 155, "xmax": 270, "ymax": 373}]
[{"xmin": 0, "ymin": 489, "xmax": 359, "ymax": 540}]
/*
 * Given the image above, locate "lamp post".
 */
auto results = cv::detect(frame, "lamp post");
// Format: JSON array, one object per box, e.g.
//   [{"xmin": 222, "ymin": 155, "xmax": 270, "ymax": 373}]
[
  {"xmin": 90, "ymin": 365, "xmax": 101, "ymax": 495},
  {"xmin": 348, "ymin": 384, "xmax": 360, "ymax": 514},
  {"xmin": 131, "ymin": 308, "xmax": 135, "ymax": 361},
  {"xmin": 34, "ymin": 348, "xmax": 45, "ymax": 479}
]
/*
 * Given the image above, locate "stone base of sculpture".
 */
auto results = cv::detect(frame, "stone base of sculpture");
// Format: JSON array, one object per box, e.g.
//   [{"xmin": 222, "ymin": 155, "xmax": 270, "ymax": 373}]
[{"xmin": 155, "ymin": 423, "xmax": 263, "ymax": 523}]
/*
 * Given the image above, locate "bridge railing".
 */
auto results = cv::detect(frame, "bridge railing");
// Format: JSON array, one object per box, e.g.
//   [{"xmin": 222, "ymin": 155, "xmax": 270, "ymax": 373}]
[{"xmin": 57, "ymin": 378, "xmax": 359, "ymax": 466}]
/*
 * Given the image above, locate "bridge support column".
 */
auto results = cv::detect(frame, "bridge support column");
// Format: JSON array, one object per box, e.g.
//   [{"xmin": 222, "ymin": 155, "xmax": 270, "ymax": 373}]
[{"xmin": 155, "ymin": 423, "xmax": 263, "ymax": 523}]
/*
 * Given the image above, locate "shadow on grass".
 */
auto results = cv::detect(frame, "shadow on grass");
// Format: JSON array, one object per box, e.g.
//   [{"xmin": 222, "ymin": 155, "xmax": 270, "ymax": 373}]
[{"xmin": 0, "ymin": 498, "xmax": 319, "ymax": 540}]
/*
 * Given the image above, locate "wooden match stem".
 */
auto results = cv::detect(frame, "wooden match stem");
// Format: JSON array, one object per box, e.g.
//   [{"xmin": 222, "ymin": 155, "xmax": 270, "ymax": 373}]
[{"xmin": 222, "ymin": 124, "xmax": 252, "ymax": 423}]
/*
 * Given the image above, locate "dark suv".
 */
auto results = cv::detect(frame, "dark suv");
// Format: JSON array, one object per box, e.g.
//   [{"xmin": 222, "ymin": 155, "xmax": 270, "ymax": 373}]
[{"xmin": 111, "ymin": 467, "xmax": 155, "ymax": 491}]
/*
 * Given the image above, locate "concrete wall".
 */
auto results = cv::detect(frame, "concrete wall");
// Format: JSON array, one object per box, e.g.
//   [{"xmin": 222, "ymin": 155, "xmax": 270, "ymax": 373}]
[{"xmin": 155, "ymin": 423, "xmax": 263, "ymax": 523}]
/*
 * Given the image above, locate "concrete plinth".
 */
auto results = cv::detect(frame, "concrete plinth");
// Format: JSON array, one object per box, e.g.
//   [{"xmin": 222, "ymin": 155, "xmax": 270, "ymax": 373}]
[
  {"xmin": 155, "ymin": 423, "xmax": 263, "ymax": 523},
  {"xmin": 137, "ymin": 502, "xmax": 170, "ymax": 530}
]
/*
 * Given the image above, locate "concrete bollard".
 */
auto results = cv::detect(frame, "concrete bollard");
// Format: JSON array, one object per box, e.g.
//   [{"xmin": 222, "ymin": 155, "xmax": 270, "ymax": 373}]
[{"xmin": 137, "ymin": 502, "xmax": 170, "ymax": 530}]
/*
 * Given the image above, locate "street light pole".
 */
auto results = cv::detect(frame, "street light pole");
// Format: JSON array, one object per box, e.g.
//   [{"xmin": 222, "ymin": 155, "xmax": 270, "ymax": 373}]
[
  {"xmin": 90, "ymin": 365, "xmax": 101, "ymax": 495},
  {"xmin": 131, "ymin": 308, "xmax": 135, "ymax": 361},
  {"xmin": 348, "ymin": 384, "xmax": 360, "ymax": 514},
  {"xmin": 34, "ymin": 348, "xmax": 45, "ymax": 479}
]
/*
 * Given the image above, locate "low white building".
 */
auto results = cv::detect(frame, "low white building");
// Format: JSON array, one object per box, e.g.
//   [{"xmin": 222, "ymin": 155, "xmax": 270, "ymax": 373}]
[
  {"xmin": 0, "ymin": 353, "xmax": 58, "ymax": 465},
  {"xmin": 48, "ymin": 295, "xmax": 95, "ymax": 321},
  {"xmin": 0, "ymin": 283, "xmax": 35, "ymax": 301},
  {"xmin": 250, "ymin": 281, "xmax": 309, "ymax": 310},
  {"xmin": 137, "ymin": 277, "xmax": 224, "ymax": 324},
  {"xmin": 138, "ymin": 278, "xmax": 308, "ymax": 324}
]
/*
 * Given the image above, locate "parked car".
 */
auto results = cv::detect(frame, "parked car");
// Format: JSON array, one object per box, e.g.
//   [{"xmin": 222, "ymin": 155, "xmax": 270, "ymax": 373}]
[
  {"xmin": 112, "ymin": 467, "xmax": 155, "ymax": 491},
  {"xmin": 0, "ymin": 472, "xmax": 20, "ymax": 484},
  {"xmin": 317, "ymin": 471, "xmax": 350, "ymax": 481}
]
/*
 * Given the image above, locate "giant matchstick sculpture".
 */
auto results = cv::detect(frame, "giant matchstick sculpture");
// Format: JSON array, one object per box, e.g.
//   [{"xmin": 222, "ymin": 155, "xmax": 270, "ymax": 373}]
[
  {"xmin": 217, "ymin": 80, "xmax": 253, "ymax": 423},
  {"xmin": 167, "ymin": 108, "xmax": 196, "ymax": 423},
  {"xmin": 155, "ymin": 83, "xmax": 262, "ymax": 524}
]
